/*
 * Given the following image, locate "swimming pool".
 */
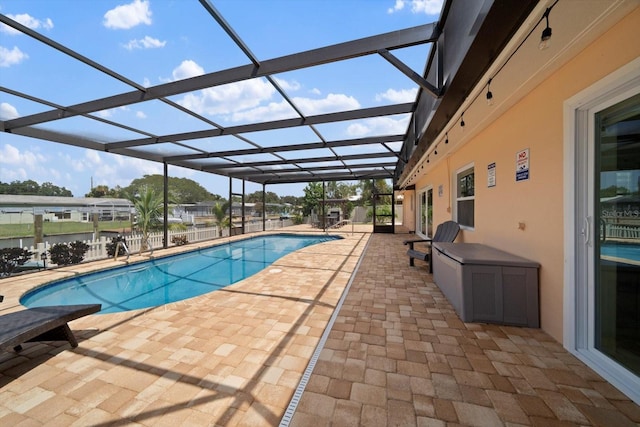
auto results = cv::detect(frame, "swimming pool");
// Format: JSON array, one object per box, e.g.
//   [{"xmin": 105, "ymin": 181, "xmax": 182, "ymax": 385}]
[
  {"xmin": 21, "ymin": 233, "xmax": 341, "ymax": 313},
  {"xmin": 601, "ymin": 242, "xmax": 640, "ymax": 262}
]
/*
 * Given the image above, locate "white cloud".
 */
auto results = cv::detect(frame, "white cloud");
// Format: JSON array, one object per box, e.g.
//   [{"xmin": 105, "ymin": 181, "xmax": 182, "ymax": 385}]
[
  {"xmin": 346, "ymin": 116, "xmax": 410, "ymax": 137},
  {"xmin": 0, "ymin": 102, "xmax": 19, "ymax": 120},
  {"xmin": 388, "ymin": 0, "xmax": 443, "ymax": 15},
  {"xmin": 0, "ymin": 167, "xmax": 27, "ymax": 181},
  {"xmin": 273, "ymin": 77, "xmax": 301, "ymax": 91},
  {"xmin": 103, "ymin": 0, "xmax": 152, "ymax": 30},
  {"xmin": 136, "ymin": 111, "xmax": 147, "ymax": 119},
  {"xmin": 94, "ymin": 106, "xmax": 129, "ymax": 118},
  {"xmin": 109, "ymin": 155, "xmax": 162, "ymax": 184},
  {"xmin": 0, "ymin": 13, "xmax": 53, "ymax": 35},
  {"xmin": 0, "ymin": 45, "xmax": 28, "ymax": 67},
  {"xmin": 310, "ymin": 88, "xmax": 322, "ymax": 96},
  {"xmin": 177, "ymin": 67, "xmax": 362, "ymax": 124},
  {"xmin": 47, "ymin": 167, "xmax": 61, "ymax": 180},
  {"xmin": 0, "ymin": 143, "xmax": 45, "ymax": 168},
  {"xmin": 86, "ymin": 150, "xmax": 102, "ymax": 165},
  {"xmin": 375, "ymin": 87, "xmax": 418, "ymax": 103},
  {"xmin": 388, "ymin": 0, "xmax": 405, "ymax": 14},
  {"xmin": 172, "ymin": 59, "xmax": 204, "ymax": 81},
  {"xmin": 294, "ymin": 93, "xmax": 360, "ymax": 115},
  {"xmin": 410, "ymin": 0, "xmax": 444, "ymax": 15},
  {"xmin": 231, "ymin": 92, "xmax": 360, "ymax": 123},
  {"xmin": 228, "ymin": 100, "xmax": 296, "ymax": 123},
  {"xmin": 170, "ymin": 59, "xmax": 360, "ymax": 124},
  {"xmin": 123, "ymin": 35, "xmax": 166, "ymax": 50},
  {"xmin": 179, "ymin": 78, "xmax": 276, "ymax": 117}
]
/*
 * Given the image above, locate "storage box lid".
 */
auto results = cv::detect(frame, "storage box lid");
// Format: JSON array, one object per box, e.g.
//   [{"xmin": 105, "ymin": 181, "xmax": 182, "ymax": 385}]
[{"xmin": 433, "ymin": 242, "xmax": 540, "ymax": 268}]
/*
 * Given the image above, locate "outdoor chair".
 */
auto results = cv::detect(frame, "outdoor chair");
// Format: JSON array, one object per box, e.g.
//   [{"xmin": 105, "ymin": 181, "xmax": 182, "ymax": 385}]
[
  {"xmin": 404, "ymin": 220, "xmax": 460, "ymax": 273},
  {"xmin": 0, "ymin": 301, "xmax": 101, "ymax": 353}
]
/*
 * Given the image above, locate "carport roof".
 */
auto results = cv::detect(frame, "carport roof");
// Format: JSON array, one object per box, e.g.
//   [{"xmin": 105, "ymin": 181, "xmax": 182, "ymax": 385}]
[{"xmin": 0, "ymin": 0, "xmax": 536, "ymax": 188}]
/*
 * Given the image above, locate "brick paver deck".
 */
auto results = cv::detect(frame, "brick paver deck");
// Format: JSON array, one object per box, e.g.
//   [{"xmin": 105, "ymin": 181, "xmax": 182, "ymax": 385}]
[
  {"xmin": 289, "ymin": 233, "xmax": 640, "ymax": 426},
  {"xmin": 1, "ymin": 229, "xmax": 638, "ymax": 426}
]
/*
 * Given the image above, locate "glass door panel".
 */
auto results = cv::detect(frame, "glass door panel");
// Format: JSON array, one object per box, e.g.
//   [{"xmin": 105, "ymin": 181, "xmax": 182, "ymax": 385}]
[
  {"xmin": 417, "ymin": 188, "xmax": 433, "ymax": 238},
  {"xmin": 427, "ymin": 188, "xmax": 433, "ymax": 237},
  {"xmin": 420, "ymin": 191, "xmax": 427, "ymax": 236},
  {"xmin": 594, "ymin": 92, "xmax": 640, "ymax": 376}
]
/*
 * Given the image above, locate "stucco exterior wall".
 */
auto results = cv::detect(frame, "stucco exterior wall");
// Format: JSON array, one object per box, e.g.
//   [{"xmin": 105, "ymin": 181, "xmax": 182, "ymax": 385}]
[{"xmin": 402, "ymin": 7, "xmax": 640, "ymax": 342}]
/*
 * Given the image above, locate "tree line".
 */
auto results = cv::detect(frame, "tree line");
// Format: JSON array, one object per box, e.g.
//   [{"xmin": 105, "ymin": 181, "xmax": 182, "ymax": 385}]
[
  {"xmin": 2, "ymin": 176, "xmax": 393, "ymax": 216},
  {"xmin": 0, "ymin": 180, "xmax": 73, "ymax": 197}
]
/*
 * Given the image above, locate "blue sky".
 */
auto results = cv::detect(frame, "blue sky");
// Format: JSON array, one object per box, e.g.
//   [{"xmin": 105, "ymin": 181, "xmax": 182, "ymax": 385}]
[{"xmin": 0, "ymin": 0, "xmax": 443, "ymax": 197}]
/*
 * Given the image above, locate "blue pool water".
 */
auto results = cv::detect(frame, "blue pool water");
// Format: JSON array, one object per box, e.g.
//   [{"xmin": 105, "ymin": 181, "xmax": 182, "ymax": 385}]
[
  {"xmin": 21, "ymin": 234, "xmax": 341, "ymax": 313},
  {"xmin": 601, "ymin": 243, "xmax": 640, "ymax": 262}
]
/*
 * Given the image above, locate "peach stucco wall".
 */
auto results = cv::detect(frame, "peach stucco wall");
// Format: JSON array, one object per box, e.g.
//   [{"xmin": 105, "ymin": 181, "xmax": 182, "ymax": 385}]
[{"xmin": 402, "ymin": 7, "xmax": 640, "ymax": 342}]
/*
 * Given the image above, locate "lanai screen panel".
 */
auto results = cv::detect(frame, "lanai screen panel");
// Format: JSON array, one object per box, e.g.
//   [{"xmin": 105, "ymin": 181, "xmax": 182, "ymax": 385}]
[{"xmin": 0, "ymin": 0, "xmax": 445, "ymax": 186}]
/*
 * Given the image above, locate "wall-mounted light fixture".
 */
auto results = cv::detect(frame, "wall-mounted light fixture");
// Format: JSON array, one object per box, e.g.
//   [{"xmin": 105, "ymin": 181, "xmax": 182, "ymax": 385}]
[
  {"xmin": 460, "ymin": 112, "xmax": 465, "ymax": 128},
  {"xmin": 445, "ymin": 132, "xmax": 449, "ymax": 144},
  {"xmin": 486, "ymin": 79, "xmax": 494, "ymax": 106},
  {"xmin": 539, "ymin": 7, "xmax": 553, "ymax": 50}
]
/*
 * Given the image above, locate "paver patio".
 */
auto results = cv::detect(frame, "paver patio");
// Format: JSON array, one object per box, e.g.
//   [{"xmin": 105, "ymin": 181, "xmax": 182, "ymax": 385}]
[{"xmin": 1, "ymin": 229, "xmax": 639, "ymax": 426}]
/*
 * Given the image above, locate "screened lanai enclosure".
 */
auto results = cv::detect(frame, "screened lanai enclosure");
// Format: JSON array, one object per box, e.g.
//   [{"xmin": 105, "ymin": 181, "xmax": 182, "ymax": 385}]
[{"xmin": 0, "ymin": 0, "xmax": 537, "ymax": 243}]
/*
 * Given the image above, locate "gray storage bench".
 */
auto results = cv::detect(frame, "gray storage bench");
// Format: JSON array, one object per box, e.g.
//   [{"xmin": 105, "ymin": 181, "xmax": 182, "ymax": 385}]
[{"xmin": 432, "ymin": 242, "xmax": 540, "ymax": 327}]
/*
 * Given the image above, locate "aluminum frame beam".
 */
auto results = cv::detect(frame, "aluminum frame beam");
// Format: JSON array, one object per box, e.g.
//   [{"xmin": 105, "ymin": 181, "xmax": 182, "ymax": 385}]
[
  {"xmin": 163, "ymin": 135, "xmax": 405, "ymax": 162},
  {"xmin": 3, "ymin": 24, "xmax": 437, "ymax": 131}
]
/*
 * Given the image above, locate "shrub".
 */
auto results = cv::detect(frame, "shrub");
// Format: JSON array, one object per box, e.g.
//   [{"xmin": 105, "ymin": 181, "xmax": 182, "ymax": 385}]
[
  {"xmin": 49, "ymin": 241, "xmax": 89, "ymax": 265},
  {"xmin": 0, "ymin": 248, "xmax": 33, "ymax": 277},
  {"xmin": 171, "ymin": 235, "xmax": 188, "ymax": 246},
  {"xmin": 106, "ymin": 236, "xmax": 128, "ymax": 257}
]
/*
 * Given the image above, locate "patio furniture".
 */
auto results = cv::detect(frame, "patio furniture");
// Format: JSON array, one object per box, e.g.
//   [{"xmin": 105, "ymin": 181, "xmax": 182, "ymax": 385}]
[
  {"xmin": 404, "ymin": 220, "xmax": 460, "ymax": 272},
  {"xmin": 432, "ymin": 243, "xmax": 540, "ymax": 327},
  {"xmin": 0, "ymin": 303, "xmax": 101, "ymax": 353}
]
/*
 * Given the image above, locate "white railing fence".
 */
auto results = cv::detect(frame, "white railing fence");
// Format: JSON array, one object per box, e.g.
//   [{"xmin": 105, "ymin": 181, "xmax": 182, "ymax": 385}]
[
  {"xmin": 603, "ymin": 223, "xmax": 640, "ymax": 240},
  {"xmin": 23, "ymin": 220, "xmax": 295, "ymax": 266}
]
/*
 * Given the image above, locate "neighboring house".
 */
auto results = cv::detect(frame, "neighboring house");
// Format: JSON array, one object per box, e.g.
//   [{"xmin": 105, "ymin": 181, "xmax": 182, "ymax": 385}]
[
  {"xmin": 0, "ymin": 195, "xmax": 134, "ymax": 224},
  {"xmin": 399, "ymin": 3, "xmax": 640, "ymax": 404}
]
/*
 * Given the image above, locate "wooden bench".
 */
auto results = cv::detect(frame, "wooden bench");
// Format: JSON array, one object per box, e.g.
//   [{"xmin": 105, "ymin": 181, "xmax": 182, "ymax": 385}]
[{"xmin": 0, "ymin": 303, "xmax": 101, "ymax": 353}]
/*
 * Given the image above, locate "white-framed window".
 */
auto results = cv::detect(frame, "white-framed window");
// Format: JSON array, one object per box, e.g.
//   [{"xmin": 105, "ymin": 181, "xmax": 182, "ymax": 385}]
[{"xmin": 455, "ymin": 164, "xmax": 475, "ymax": 229}]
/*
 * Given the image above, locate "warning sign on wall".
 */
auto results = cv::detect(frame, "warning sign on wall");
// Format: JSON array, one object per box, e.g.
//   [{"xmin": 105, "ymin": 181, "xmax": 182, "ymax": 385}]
[
  {"xmin": 487, "ymin": 162, "xmax": 496, "ymax": 187},
  {"xmin": 516, "ymin": 148, "xmax": 530, "ymax": 182}
]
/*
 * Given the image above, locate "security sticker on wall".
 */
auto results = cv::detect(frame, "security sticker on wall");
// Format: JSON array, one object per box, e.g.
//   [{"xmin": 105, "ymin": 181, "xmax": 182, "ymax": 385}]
[
  {"xmin": 516, "ymin": 148, "xmax": 530, "ymax": 182},
  {"xmin": 487, "ymin": 162, "xmax": 496, "ymax": 187}
]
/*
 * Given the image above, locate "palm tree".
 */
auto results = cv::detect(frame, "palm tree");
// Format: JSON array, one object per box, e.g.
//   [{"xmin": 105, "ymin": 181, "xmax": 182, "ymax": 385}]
[
  {"xmin": 132, "ymin": 186, "xmax": 163, "ymax": 252},
  {"xmin": 212, "ymin": 201, "xmax": 230, "ymax": 237}
]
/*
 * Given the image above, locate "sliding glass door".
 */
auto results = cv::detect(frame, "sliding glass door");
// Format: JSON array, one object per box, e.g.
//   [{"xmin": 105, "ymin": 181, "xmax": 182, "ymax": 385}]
[
  {"xmin": 416, "ymin": 187, "xmax": 433, "ymax": 238},
  {"xmin": 593, "ymin": 92, "xmax": 640, "ymax": 377}
]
